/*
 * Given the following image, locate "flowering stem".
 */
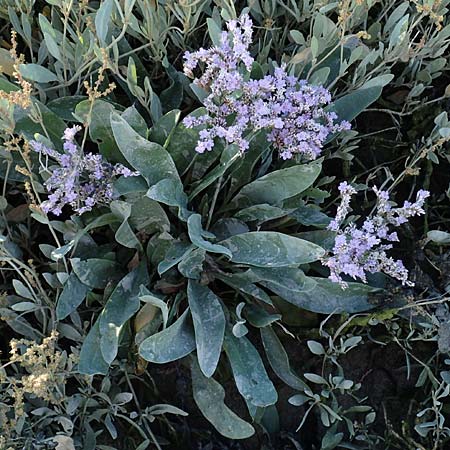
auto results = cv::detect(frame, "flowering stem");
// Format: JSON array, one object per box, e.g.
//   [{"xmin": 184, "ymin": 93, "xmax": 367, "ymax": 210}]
[
  {"xmin": 16, "ymin": 142, "xmax": 69, "ymax": 273},
  {"xmin": 423, "ymin": 158, "xmax": 433, "ymax": 233},
  {"xmin": 206, "ymin": 174, "xmax": 223, "ymax": 230}
]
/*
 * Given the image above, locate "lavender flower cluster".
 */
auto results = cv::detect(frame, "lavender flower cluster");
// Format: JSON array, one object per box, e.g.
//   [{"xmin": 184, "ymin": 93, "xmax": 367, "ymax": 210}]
[
  {"xmin": 30, "ymin": 126, "xmax": 137, "ymax": 215},
  {"xmin": 324, "ymin": 182, "xmax": 430, "ymax": 288},
  {"xmin": 183, "ymin": 14, "xmax": 350, "ymax": 160}
]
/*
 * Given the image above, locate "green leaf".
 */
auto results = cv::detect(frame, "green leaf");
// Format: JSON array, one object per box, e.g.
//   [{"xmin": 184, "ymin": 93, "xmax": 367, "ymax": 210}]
[
  {"xmin": 114, "ymin": 176, "xmax": 148, "ymax": 195},
  {"xmin": 0, "ymin": 77, "xmax": 18, "ymax": 93},
  {"xmin": 290, "ymin": 205, "xmax": 331, "ymax": 228},
  {"xmin": 139, "ymin": 289, "xmax": 169, "ymax": 329},
  {"xmin": 148, "ymin": 82, "xmax": 162, "ymax": 122},
  {"xmin": 190, "ymin": 82, "xmax": 209, "ymax": 102},
  {"xmin": 99, "ymin": 263, "xmax": 149, "ymax": 364},
  {"xmin": 72, "ymin": 213, "xmax": 120, "ymax": 249},
  {"xmin": 216, "ymin": 273, "xmax": 273, "ymax": 305},
  {"xmin": 178, "ymin": 248, "xmax": 205, "ymax": 279},
  {"xmin": 95, "ymin": 0, "xmax": 115, "ymax": 45},
  {"xmin": 265, "ymin": 276, "xmax": 379, "ymax": 314},
  {"xmin": 228, "ymin": 131, "xmax": 270, "ymax": 197},
  {"xmin": 295, "ymin": 230, "xmax": 337, "ymax": 251},
  {"xmin": 56, "ymin": 273, "xmax": 90, "ymax": 320},
  {"xmin": 189, "ymin": 145, "xmax": 241, "ymax": 200},
  {"xmin": 149, "ymin": 109, "xmax": 180, "ymax": 146},
  {"xmin": 188, "ymin": 281, "xmax": 225, "ymax": 377},
  {"xmin": 206, "ymin": 18, "xmax": 222, "ymax": 46},
  {"xmin": 50, "ymin": 241, "xmax": 74, "ymax": 261},
  {"xmin": 75, "ymin": 100, "xmax": 126, "ymax": 164},
  {"xmin": 12, "ymin": 279, "xmax": 34, "ymax": 300},
  {"xmin": 147, "ymin": 404, "xmax": 188, "ymax": 417},
  {"xmin": 121, "ymin": 105, "xmax": 148, "ymax": 138},
  {"xmin": 126, "ymin": 56, "xmax": 140, "ymax": 96},
  {"xmin": 139, "ymin": 308, "xmax": 196, "ymax": 363},
  {"xmin": 288, "ymin": 394, "xmax": 310, "ymax": 407},
  {"xmin": 221, "ymin": 232, "xmax": 325, "ymax": 267},
  {"xmin": 223, "ymin": 331, "xmax": 278, "ymax": 407},
  {"xmin": 129, "ymin": 196, "xmax": 170, "ymax": 234},
  {"xmin": 389, "ymin": 15, "xmax": 409, "ymax": 49},
  {"xmin": 231, "ymin": 162, "xmax": 321, "ymax": 208},
  {"xmin": 427, "ymin": 230, "xmax": 450, "ymax": 245},
  {"xmin": 321, "ymin": 430, "xmax": 344, "ymax": 450},
  {"xmin": 15, "ymin": 100, "xmax": 66, "ymax": 150},
  {"xmin": 251, "ymin": 267, "xmax": 314, "ymax": 292},
  {"xmin": 210, "ymin": 218, "xmax": 249, "ymax": 241},
  {"xmin": 165, "ymin": 108, "xmax": 206, "ymax": 173},
  {"xmin": 260, "ymin": 327, "xmax": 307, "ymax": 390},
  {"xmin": 19, "ymin": 64, "xmax": 58, "ymax": 83},
  {"xmin": 71, "ymin": 258, "xmax": 123, "ymax": 289},
  {"xmin": 384, "ymin": 3, "xmax": 409, "ymax": 33},
  {"xmin": 111, "ymin": 112, "xmax": 182, "ymax": 187},
  {"xmin": 304, "ymin": 373, "xmax": 327, "ymax": 384},
  {"xmin": 79, "ymin": 319, "xmax": 109, "ymax": 375},
  {"xmin": 48, "ymin": 95, "xmax": 87, "ymax": 121},
  {"xmin": 191, "ymin": 358, "xmax": 255, "ymax": 439},
  {"xmin": 146, "ymin": 178, "xmax": 188, "ymax": 215},
  {"xmin": 187, "ymin": 214, "xmax": 232, "ymax": 258},
  {"xmin": 110, "ymin": 200, "xmax": 142, "ymax": 250},
  {"xmin": 309, "ymin": 66, "xmax": 330, "ymax": 86},
  {"xmin": 235, "ymin": 204, "xmax": 289, "ymax": 225},
  {"xmin": 244, "ymin": 306, "xmax": 281, "ymax": 328},
  {"xmin": 311, "ymin": 36, "xmax": 319, "ymax": 58},
  {"xmin": 158, "ymin": 241, "xmax": 195, "ymax": 275},
  {"xmin": 330, "ymin": 76, "xmax": 393, "ymax": 123},
  {"xmin": 160, "ymin": 62, "xmax": 186, "ymax": 112},
  {"xmin": 38, "ymin": 14, "xmax": 62, "ymax": 60},
  {"xmin": 307, "ymin": 340, "xmax": 326, "ymax": 355}
]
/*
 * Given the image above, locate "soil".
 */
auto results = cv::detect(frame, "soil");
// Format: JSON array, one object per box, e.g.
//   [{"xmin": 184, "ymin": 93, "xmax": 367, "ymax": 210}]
[{"xmin": 137, "ymin": 329, "xmax": 433, "ymax": 450}]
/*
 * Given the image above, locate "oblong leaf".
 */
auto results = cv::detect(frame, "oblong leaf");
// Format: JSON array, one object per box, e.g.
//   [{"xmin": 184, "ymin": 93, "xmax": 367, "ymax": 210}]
[
  {"xmin": 264, "ymin": 276, "xmax": 379, "ymax": 313},
  {"xmin": 75, "ymin": 100, "xmax": 126, "ymax": 164},
  {"xmin": 223, "ymin": 331, "xmax": 278, "ymax": 407},
  {"xmin": 188, "ymin": 281, "xmax": 225, "ymax": 377},
  {"xmin": 191, "ymin": 359, "xmax": 255, "ymax": 439},
  {"xmin": 231, "ymin": 162, "xmax": 321, "ymax": 208},
  {"xmin": 146, "ymin": 178, "xmax": 188, "ymax": 213},
  {"xmin": 71, "ymin": 258, "xmax": 123, "ymax": 289},
  {"xmin": 260, "ymin": 327, "xmax": 307, "ymax": 390},
  {"xmin": 139, "ymin": 309, "xmax": 196, "ymax": 363},
  {"xmin": 95, "ymin": 0, "xmax": 114, "ymax": 45},
  {"xmin": 149, "ymin": 109, "xmax": 181, "ymax": 146},
  {"xmin": 221, "ymin": 232, "xmax": 325, "ymax": 267},
  {"xmin": 188, "ymin": 214, "xmax": 232, "ymax": 258},
  {"xmin": 330, "ymin": 75, "xmax": 393, "ymax": 123},
  {"xmin": 178, "ymin": 248, "xmax": 205, "ymax": 279},
  {"xmin": 56, "ymin": 273, "xmax": 90, "ymax": 320},
  {"xmin": 189, "ymin": 145, "xmax": 241, "ymax": 200},
  {"xmin": 19, "ymin": 64, "xmax": 58, "ymax": 82},
  {"xmin": 99, "ymin": 263, "xmax": 149, "ymax": 364},
  {"xmin": 110, "ymin": 112, "xmax": 181, "ymax": 187},
  {"xmin": 79, "ymin": 319, "xmax": 109, "ymax": 375}
]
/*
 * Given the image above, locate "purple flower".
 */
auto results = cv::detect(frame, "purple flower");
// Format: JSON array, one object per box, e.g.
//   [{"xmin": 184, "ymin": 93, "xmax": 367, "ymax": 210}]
[
  {"xmin": 182, "ymin": 14, "xmax": 349, "ymax": 160},
  {"xmin": 30, "ymin": 127, "xmax": 139, "ymax": 215},
  {"xmin": 63, "ymin": 125, "xmax": 82, "ymax": 143},
  {"xmin": 328, "ymin": 182, "xmax": 357, "ymax": 231},
  {"xmin": 323, "ymin": 186, "xmax": 430, "ymax": 288}
]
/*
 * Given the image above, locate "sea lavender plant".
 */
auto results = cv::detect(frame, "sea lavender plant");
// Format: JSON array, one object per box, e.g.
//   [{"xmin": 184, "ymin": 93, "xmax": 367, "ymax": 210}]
[
  {"xmin": 183, "ymin": 14, "xmax": 350, "ymax": 159},
  {"xmin": 324, "ymin": 182, "xmax": 430, "ymax": 288},
  {"xmin": 30, "ymin": 125, "xmax": 138, "ymax": 215}
]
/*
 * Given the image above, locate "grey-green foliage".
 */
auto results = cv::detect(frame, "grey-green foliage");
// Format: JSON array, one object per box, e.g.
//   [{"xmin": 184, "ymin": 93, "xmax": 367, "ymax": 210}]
[{"xmin": 64, "ymin": 94, "xmax": 380, "ymax": 437}]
